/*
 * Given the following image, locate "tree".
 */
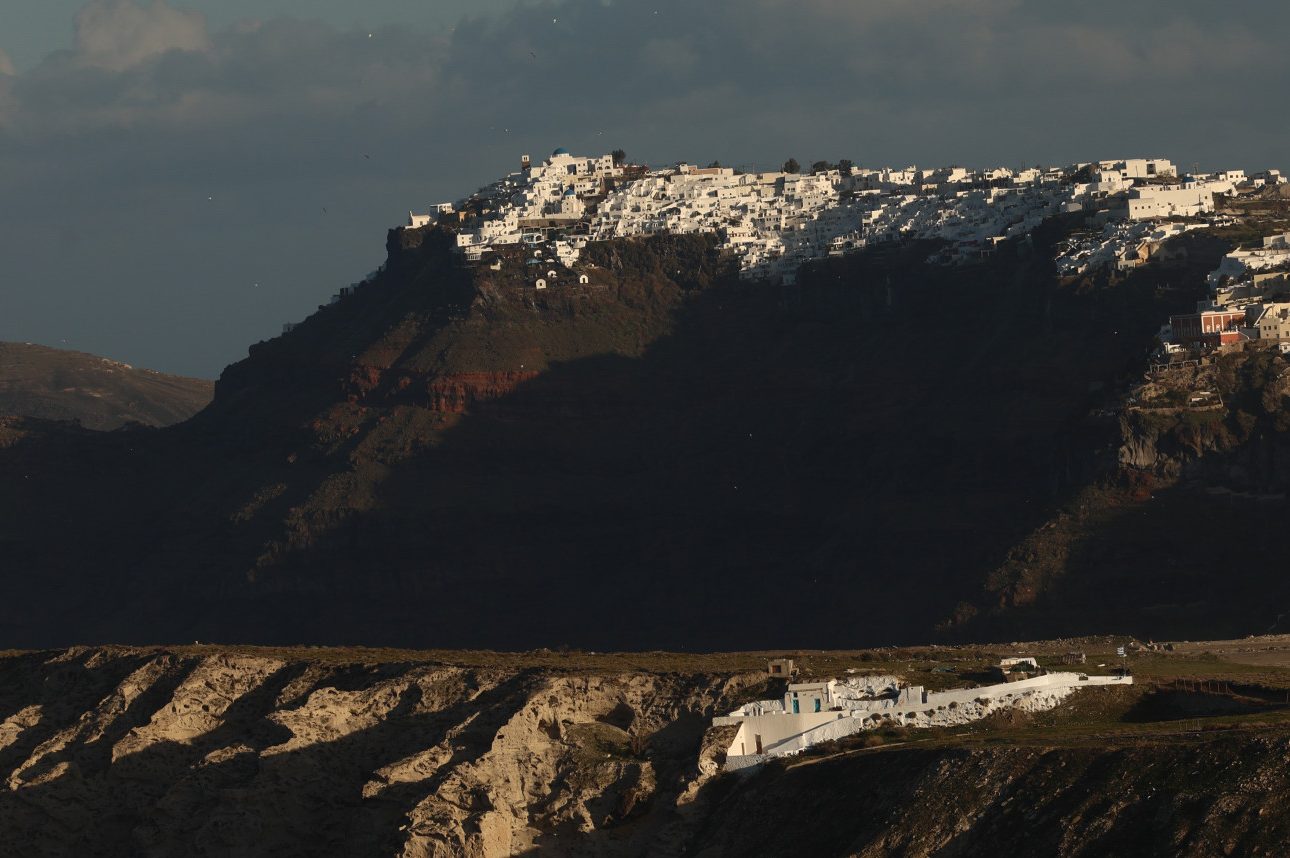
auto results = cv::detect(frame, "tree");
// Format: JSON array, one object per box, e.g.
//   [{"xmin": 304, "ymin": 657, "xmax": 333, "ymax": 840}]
[
  {"xmin": 1070, "ymin": 163, "xmax": 1096, "ymax": 184},
  {"xmin": 707, "ymin": 160, "xmax": 722, "ymax": 169},
  {"xmin": 783, "ymin": 158, "xmax": 800, "ymax": 174},
  {"xmin": 811, "ymin": 160, "xmax": 832, "ymax": 174},
  {"xmin": 838, "ymin": 159, "xmax": 854, "ymax": 174},
  {"xmin": 611, "ymin": 149, "xmax": 627, "ymax": 166}
]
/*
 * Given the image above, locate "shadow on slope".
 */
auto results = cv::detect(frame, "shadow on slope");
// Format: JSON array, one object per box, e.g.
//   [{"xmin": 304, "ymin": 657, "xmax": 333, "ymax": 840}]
[
  {"xmin": 0, "ymin": 226, "xmax": 1226, "ymax": 649},
  {"xmin": 219, "ymin": 230, "xmax": 1196, "ymax": 650}
]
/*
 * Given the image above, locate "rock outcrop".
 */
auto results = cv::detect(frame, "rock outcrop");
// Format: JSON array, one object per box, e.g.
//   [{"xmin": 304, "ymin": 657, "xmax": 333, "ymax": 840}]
[
  {"xmin": 0, "ymin": 648, "xmax": 763, "ymax": 857},
  {"xmin": 4, "ymin": 648, "xmax": 1290, "ymax": 857}
]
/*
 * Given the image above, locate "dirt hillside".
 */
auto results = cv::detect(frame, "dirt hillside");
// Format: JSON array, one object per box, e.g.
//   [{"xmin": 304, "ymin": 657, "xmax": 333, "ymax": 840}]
[{"xmin": 0, "ymin": 342, "xmax": 212, "ymax": 429}]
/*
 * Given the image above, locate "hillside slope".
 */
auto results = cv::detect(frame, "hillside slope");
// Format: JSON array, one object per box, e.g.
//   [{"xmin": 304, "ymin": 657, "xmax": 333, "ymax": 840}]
[
  {"xmin": 0, "ymin": 342, "xmax": 212, "ymax": 429},
  {"xmin": 958, "ymin": 343, "xmax": 1290, "ymax": 644},
  {"xmin": 0, "ymin": 222, "xmax": 1271, "ymax": 649},
  {"xmin": 4, "ymin": 644, "xmax": 1290, "ymax": 857}
]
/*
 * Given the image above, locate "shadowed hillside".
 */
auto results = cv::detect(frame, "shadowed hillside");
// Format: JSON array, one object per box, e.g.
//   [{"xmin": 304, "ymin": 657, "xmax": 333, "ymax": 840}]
[
  {"xmin": 0, "ymin": 342, "xmax": 212, "ymax": 430},
  {"xmin": 0, "ymin": 224, "xmax": 1271, "ymax": 650}
]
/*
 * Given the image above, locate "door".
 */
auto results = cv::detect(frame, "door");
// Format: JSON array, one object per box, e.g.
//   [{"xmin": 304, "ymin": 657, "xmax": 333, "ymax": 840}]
[{"xmin": 792, "ymin": 699, "xmax": 799, "ymax": 714}]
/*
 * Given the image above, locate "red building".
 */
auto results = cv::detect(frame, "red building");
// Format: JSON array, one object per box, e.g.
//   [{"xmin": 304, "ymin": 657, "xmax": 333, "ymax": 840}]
[{"xmin": 1169, "ymin": 309, "xmax": 1247, "ymax": 346}]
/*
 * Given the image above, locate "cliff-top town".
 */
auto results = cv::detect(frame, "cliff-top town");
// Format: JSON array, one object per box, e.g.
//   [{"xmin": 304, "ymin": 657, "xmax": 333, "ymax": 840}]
[{"xmin": 400, "ymin": 150, "xmax": 1289, "ymax": 359}]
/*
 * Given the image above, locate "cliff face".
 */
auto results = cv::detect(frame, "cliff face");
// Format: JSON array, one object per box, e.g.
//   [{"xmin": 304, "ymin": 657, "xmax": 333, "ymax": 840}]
[
  {"xmin": 965, "ymin": 344, "xmax": 1290, "ymax": 643},
  {"xmin": 0, "ymin": 342, "xmax": 212, "ymax": 429},
  {"xmin": 1115, "ymin": 349, "xmax": 1290, "ymax": 490},
  {"xmin": 4, "ymin": 648, "xmax": 1290, "ymax": 858},
  {"xmin": 0, "ymin": 224, "xmax": 1270, "ymax": 649}
]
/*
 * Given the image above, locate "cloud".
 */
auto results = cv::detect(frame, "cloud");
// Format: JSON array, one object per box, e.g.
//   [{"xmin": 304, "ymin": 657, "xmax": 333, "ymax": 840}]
[
  {"xmin": 3, "ymin": 0, "xmax": 1288, "ymax": 158},
  {"xmin": 1, "ymin": 0, "xmax": 1290, "ymax": 377},
  {"xmin": 639, "ymin": 38, "xmax": 698, "ymax": 80},
  {"xmin": 74, "ymin": 0, "xmax": 210, "ymax": 71}
]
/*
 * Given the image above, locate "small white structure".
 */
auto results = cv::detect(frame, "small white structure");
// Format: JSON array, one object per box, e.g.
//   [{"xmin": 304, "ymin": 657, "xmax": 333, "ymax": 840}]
[
  {"xmin": 716, "ymin": 671, "xmax": 1133, "ymax": 771},
  {"xmin": 547, "ymin": 269, "xmax": 558, "ymax": 278},
  {"xmin": 1096, "ymin": 158, "xmax": 1176, "ymax": 181},
  {"xmin": 407, "ymin": 212, "xmax": 433, "ymax": 229},
  {"xmin": 535, "ymin": 279, "xmax": 547, "ymax": 290},
  {"xmin": 767, "ymin": 658, "xmax": 795, "ymax": 678},
  {"xmin": 1250, "ymin": 302, "xmax": 1290, "ymax": 340},
  {"xmin": 786, "ymin": 681, "xmax": 836, "ymax": 714},
  {"xmin": 579, "ymin": 274, "xmax": 590, "ymax": 284}
]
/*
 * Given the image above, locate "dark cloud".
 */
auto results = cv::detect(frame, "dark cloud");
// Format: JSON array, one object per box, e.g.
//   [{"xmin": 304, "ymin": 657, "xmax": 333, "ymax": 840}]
[{"xmin": 1, "ymin": 0, "xmax": 1288, "ymax": 377}]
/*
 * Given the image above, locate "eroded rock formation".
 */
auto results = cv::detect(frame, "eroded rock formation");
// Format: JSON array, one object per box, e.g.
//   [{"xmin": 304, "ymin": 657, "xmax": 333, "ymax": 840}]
[
  {"xmin": 0, "ymin": 648, "xmax": 759, "ymax": 857},
  {"xmin": 4, "ymin": 649, "xmax": 1290, "ymax": 857}
]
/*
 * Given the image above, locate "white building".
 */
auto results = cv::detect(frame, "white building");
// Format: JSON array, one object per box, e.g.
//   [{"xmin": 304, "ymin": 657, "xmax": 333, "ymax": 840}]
[
  {"xmin": 785, "ymin": 681, "xmax": 835, "ymax": 714},
  {"xmin": 716, "ymin": 671, "xmax": 1132, "ymax": 770},
  {"xmin": 1126, "ymin": 186, "xmax": 1213, "ymax": 221},
  {"xmin": 1097, "ymin": 158, "xmax": 1176, "ymax": 181}
]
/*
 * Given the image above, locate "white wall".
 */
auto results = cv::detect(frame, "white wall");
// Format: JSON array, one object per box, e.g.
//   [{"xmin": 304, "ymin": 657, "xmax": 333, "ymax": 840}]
[
  {"xmin": 715, "ymin": 711, "xmax": 845, "ymax": 755},
  {"xmin": 719, "ymin": 673, "xmax": 1133, "ymax": 768},
  {"xmin": 1127, "ymin": 187, "xmax": 1213, "ymax": 221}
]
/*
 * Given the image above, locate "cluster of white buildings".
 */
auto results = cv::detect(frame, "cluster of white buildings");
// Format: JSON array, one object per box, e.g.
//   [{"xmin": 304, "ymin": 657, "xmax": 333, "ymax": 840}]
[
  {"xmin": 1163, "ymin": 232, "xmax": 1290, "ymax": 350},
  {"xmin": 715, "ymin": 668, "xmax": 1132, "ymax": 770},
  {"xmin": 403, "ymin": 149, "xmax": 1285, "ymax": 288},
  {"xmin": 589, "ymin": 167, "xmax": 1078, "ymax": 279},
  {"xmin": 1055, "ymin": 221, "xmax": 1207, "ymax": 276}
]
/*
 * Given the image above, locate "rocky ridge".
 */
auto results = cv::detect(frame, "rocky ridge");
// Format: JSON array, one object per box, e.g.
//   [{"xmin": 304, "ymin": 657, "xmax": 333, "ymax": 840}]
[{"xmin": 4, "ymin": 647, "xmax": 1290, "ymax": 857}]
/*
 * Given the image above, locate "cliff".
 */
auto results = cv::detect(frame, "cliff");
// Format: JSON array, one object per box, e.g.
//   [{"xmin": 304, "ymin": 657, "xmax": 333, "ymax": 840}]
[
  {"xmin": 0, "ymin": 221, "xmax": 1280, "ymax": 649},
  {"xmin": 0, "ymin": 342, "xmax": 212, "ymax": 430},
  {"xmin": 962, "ymin": 342, "xmax": 1290, "ymax": 643}
]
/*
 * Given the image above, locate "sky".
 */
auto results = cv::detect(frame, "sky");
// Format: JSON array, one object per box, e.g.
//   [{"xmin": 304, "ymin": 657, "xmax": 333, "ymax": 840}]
[{"xmin": 1, "ymin": 0, "xmax": 1288, "ymax": 378}]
